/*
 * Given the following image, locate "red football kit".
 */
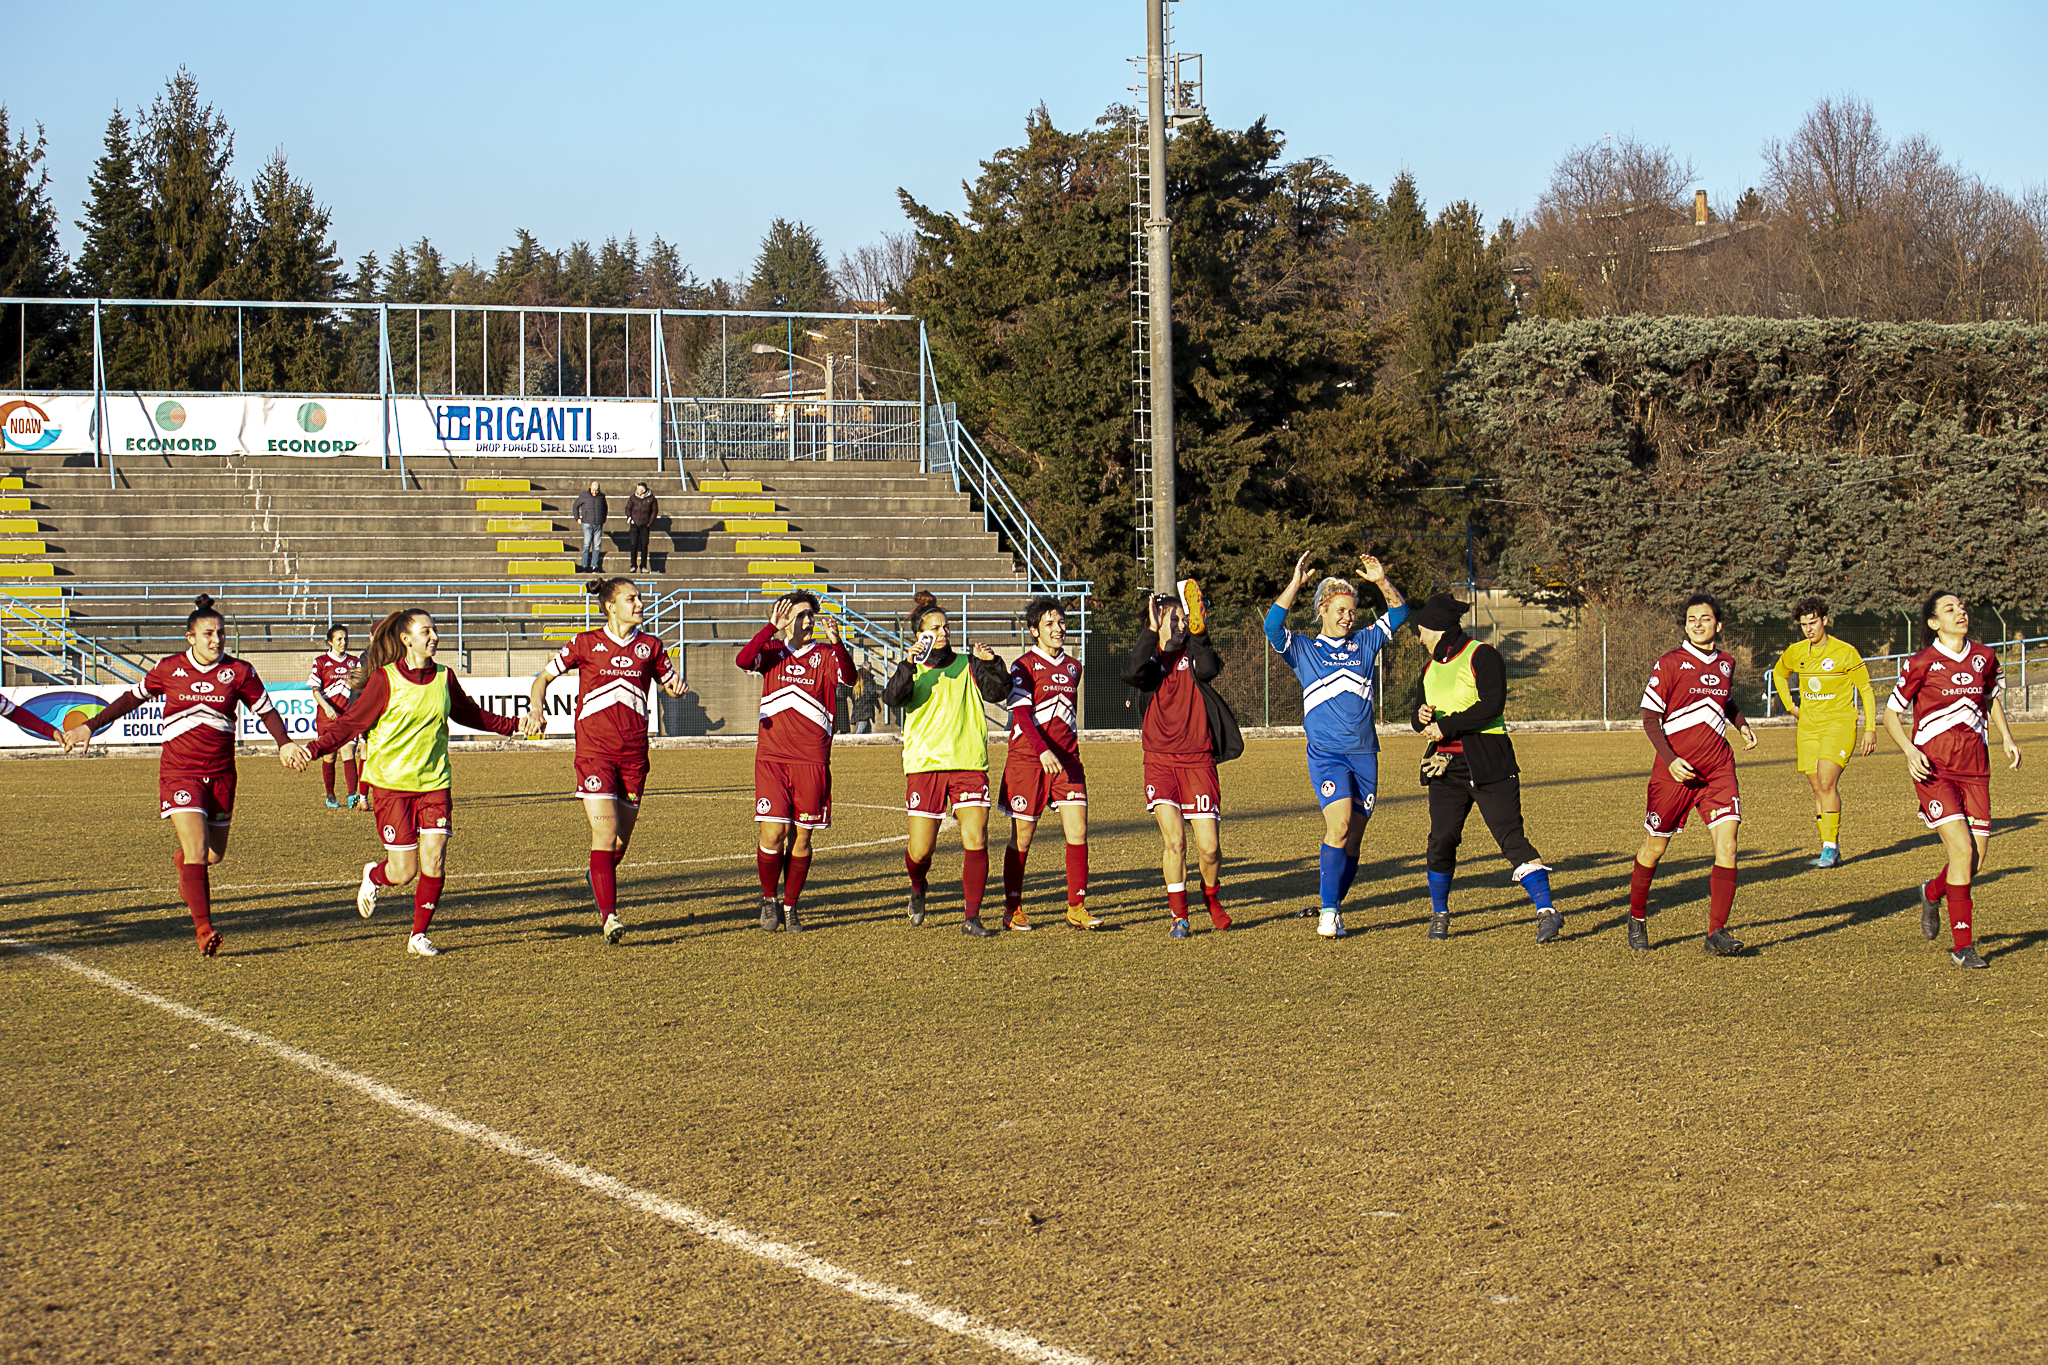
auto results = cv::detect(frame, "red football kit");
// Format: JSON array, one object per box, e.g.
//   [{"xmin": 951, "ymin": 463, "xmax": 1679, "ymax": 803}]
[
  {"xmin": 544, "ymin": 626, "xmax": 673, "ymax": 804},
  {"xmin": 1000, "ymin": 646, "xmax": 1086, "ymax": 821},
  {"xmin": 1640, "ymin": 642, "xmax": 1746, "ymax": 835},
  {"xmin": 309, "ymin": 651, "xmax": 358, "ymax": 736},
  {"xmin": 89, "ymin": 651, "xmax": 289, "ymax": 824},
  {"xmin": 1142, "ymin": 646, "xmax": 1221, "ymax": 819},
  {"xmin": 738, "ymin": 625, "xmax": 853, "ymax": 829},
  {"xmin": 1890, "ymin": 640, "xmax": 2003, "ymax": 836}
]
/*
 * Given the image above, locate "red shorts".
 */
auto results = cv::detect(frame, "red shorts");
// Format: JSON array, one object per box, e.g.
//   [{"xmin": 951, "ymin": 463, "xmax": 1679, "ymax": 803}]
[
  {"xmin": 316, "ymin": 708, "xmax": 358, "ymax": 747},
  {"xmin": 1000, "ymin": 756, "xmax": 1087, "ymax": 821},
  {"xmin": 1144, "ymin": 757, "xmax": 1221, "ymax": 819},
  {"xmin": 906, "ymin": 769, "xmax": 990, "ymax": 819},
  {"xmin": 1644, "ymin": 762, "xmax": 1741, "ymax": 836},
  {"xmin": 1914, "ymin": 768, "xmax": 1991, "ymax": 837},
  {"xmin": 372, "ymin": 787, "xmax": 454, "ymax": 851},
  {"xmin": 160, "ymin": 771, "xmax": 236, "ymax": 826},
  {"xmin": 574, "ymin": 750, "xmax": 650, "ymax": 806},
  {"xmin": 756, "ymin": 757, "xmax": 833, "ymax": 830}
]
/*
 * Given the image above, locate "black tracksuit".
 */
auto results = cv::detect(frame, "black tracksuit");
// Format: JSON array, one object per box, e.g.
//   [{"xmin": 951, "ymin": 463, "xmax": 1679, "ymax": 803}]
[{"xmin": 1409, "ymin": 627, "xmax": 1542, "ymax": 876}]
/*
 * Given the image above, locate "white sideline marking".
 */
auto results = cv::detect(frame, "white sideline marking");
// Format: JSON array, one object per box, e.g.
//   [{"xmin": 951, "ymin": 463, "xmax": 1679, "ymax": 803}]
[{"xmin": 6, "ymin": 940, "xmax": 1099, "ymax": 1365}]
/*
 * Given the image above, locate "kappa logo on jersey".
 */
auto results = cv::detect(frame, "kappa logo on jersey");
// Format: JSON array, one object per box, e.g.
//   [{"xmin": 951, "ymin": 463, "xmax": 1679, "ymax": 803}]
[
  {"xmin": 1679, "ymin": 661, "xmax": 1696, "ymax": 671},
  {"xmin": 1320, "ymin": 779, "xmax": 1337, "ymax": 798},
  {"xmin": 584, "ymin": 775, "xmax": 603, "ymax": 791},
  {"xmin": 756, "ymin": 797, "xmax": 771, "ymax": 814},
  {"xmin": 173, "ymin": 667, "xmax": 188, "ymax": 678}
]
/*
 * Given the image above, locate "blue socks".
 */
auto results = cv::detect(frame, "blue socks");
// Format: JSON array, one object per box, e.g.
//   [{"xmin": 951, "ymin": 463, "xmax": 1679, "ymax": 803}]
[
  {"xmin": 1427, "ymin": 870, "xmax": 1453, "ymax": 915},
  {"xmin": 1337, "ymin": 853, "xmax": 1358, "ymax": 903},
  {"xmin": 1319, "ymin": 842, "xmax": 1346, "ymax": 910},
  {"xmin": 1519, "ymin": 866, "xmax": 1555, "ymax": 911}
]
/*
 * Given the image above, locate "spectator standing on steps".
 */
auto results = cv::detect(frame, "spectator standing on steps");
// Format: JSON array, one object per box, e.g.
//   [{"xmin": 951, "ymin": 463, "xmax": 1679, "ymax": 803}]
[
  {"xmin": 624, "ymin": 481, "xmax": 659, "ymax": 573},
  {"xmin": 574, "ymin": 481, "xmax": 608, "ymax": 572}
]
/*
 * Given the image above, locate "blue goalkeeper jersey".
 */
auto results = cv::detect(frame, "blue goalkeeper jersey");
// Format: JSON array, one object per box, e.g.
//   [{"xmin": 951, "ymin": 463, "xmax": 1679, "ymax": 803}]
[{"xmin": 1265, "ymin": 601, "xmax": 1409, "ymax": 755}]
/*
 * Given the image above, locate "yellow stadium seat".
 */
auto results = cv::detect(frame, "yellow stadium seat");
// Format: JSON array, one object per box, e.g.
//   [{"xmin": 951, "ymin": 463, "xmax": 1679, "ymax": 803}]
[
  {"xmin": 0, "ymin": 520, "xmax": 38, "ymax": 533},
  {"xmin": 486, "ymin": 518, "xmax": 553, "ymax": 533},
  {"xmin": 0, "ymin": 541, "xmax": 45, "ymax": 554},
  {"xmin": 496, "ymin": 540, "xmax": 566, "ymax": 554},
  {"xmin": 709, "ymin": 498, "xmax": 775, "ymax": 515},
  {"xmin": 0, "ymin": 563, "xmax": 53, "ymax": 578},
  {"xmin": 734, "ymin": 539, "xmax": 801, "ymax": 554},
  {"xmin": 506, "ymin": 560, "xmax": 574, "ymax": 575},
  {"xmin": 476, "ymin": 498, "xmax": 543, "ymax": 512},
  {"xmin": 465, "ymin": 477, "xmax": 530, "ymax": 492},
  {"xmin": 723, "ymin": 519, "xmax": 789, "ymax": 534},
  {"xmin": 698, "ymin": 479, "xmax": 764, "ymax": 493},
  {"xmin": 748, "ymin": 561, "xmax": 814, "ymax": 575}
]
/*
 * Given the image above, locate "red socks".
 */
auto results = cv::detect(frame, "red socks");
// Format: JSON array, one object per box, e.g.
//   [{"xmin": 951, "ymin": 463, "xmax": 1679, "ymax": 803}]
[
  {"xmin": 1628, "ymin": 860, "xmax": 1655, "ymax": 919},
  {"xmin": 963, "ymin": 849, "xmax": 989, "ymax": 920},
  {"xmin": 1064, "ymin": 843, "xmax": 1088, "ymax": 907},
  {"xmin": 369, "ymin": 861, "xmax": 395, "ymax": 888},
  {"xmin": 1167, "ymin": 882, "xmax": 1189, "ymax": 920},
  {"xmin": 757, "ymin": 847, "xmax": 782, "ymax": 899},
  {"xmin": 1949, "ymin": 884, "xmax": 1974, "ymax": 950},
  {"xmin": 1203, "ymin": 880, "xmax": 1229, "ymax": 930},
  {"xmin": 343, "ymin": 757, "xmax": 360, "ymax": 798},
  {"xmin": 1925, "ymin": 870, "xmax": 1950, "ymax": 904},
  {"xmin": 1708, "ymin": 864, "xmax": 1737, "ymax": 934},
  {"xmin": 413, "ymin": 875, "xmax": 443, "ymax": 935},
  {"xmin": 176, "ymin": 860, "xmax": 212, "ymax": 937},
  {"xmin": 589, "ymin": 850, "xmax": 616, "ymax": 915},
  {"xmin": 783, "ymin": 854, "xmax": 811, "ymax": 910},
  {"xmin": 905, "ymin": 851, "xmax": 931, "ymax": 895},
  {"xmin": 1002, "ymin": 846, "xmax": 1026, "ymax": 911},
  {"xmin": 322, "ymin": 762, "xmax": 337, "ymax": 798}
]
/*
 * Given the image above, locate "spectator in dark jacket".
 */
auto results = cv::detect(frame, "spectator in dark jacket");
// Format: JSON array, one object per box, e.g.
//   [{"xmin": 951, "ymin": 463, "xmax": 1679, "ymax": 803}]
[
  {"xmin": 624, "ymin": 482, "xmax": 659, "ymax": 572},
  {"xmin": 573, "ymin": 482, "xmax": 608, "ymax": 572}
]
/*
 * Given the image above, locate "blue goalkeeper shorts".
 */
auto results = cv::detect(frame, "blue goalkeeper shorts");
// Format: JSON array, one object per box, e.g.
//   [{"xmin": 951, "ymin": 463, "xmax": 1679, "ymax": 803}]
[{"xmin": 1306, "ymin": 746, "xmax": 1378, "ymax": 816}]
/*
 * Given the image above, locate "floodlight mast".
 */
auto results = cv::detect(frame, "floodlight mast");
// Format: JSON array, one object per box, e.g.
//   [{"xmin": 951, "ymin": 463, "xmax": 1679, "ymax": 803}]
[{"xmin": 1145, "ymin": 0, "xmax": 1176, "ymax": 594}]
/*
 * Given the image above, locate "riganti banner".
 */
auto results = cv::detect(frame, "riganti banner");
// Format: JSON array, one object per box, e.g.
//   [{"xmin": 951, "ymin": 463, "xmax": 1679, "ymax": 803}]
[{"xmin": 0, "ymin": 392, "xmax": 660, "ymax": 459}]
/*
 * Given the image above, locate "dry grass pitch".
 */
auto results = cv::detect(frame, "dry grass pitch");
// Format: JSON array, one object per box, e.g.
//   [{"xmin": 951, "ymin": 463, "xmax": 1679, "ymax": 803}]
[{"xmin": 3, "ymin": 729, "xmax": 2044, "ymax": 1362}]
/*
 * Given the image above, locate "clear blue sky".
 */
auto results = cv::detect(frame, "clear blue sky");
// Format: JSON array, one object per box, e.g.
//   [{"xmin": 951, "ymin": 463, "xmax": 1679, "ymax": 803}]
[{"xmin": 9, "ymin": 1, "xmax": 2046, "ymax": 287}]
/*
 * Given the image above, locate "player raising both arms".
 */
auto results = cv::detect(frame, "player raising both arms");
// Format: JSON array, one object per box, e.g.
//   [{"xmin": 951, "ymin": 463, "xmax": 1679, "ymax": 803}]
[
  {"xmin": 1770, "ymin": 598, "xmax": 1878, "ymax": 867},
  {"xmin": 310, "ymin": 624, "xmax": 364, "ymax": 811},
  {"xmin": 1627, "ymin": 594, "xmax": 1758, "ymax": 956},
  {"xmin": 737, "ymin": 590, "xmax": 854, "ymax": 933},
  {"xmin": 291, "ymin": 608, "xmax": 533, "ymax": 957},
  {"xmin": 1266, "ymin": 550, "xmax": 1406, "ymax": 938},
  {"xmin": 62, "ymin": 595, "xmax": 302, "ymax": 957},
  {"xmin": 880, "ymin": 590, "xmax": 1011, "ymax": 936},
  {"xmin": 1124, "ymin": 579, "xmax": 1237, "ymax": 938},
  {"xmin": 528, "ymin": 577, "xmax": 687, "ymax": 946},
  {"xmin": 999, "ymin": 596, "xmax": 1096, "ymax": 931},
  {"xmin": 1884, "ymin": 591, "xmax": 2022, "ymax": 970}
]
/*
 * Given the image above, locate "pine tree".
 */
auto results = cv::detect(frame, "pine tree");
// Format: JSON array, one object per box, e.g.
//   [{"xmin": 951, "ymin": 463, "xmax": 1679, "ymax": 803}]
[
  {"xmin": 1404, "ymin": 202, "xmax": 1511, "ymax": 392},
  {"xmin": 1377, "ymin": 172, "xmax": 1430, "ymax": 264},
  {"xmin": 240, "ymin": 150, "xmax": 342, "ymax": 389},
  {"xmin": 74, "ymin": 107, "xmax": 152, "ymax": 383},
  {"xmin": 750, "ymin": 219, "xmax": 833, "ymax": 312},
  {"xmin": 0, "ymin": 107, "xmax": 73, "ymax": 384},
  {"xmin": 137, "ymin": 70, "xmax": 240, "ymax": 388}
]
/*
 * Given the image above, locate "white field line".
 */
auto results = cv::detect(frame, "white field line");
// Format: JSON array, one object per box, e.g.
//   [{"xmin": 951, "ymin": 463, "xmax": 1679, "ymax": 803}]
[{"xmin": 6, "ymin": 940, "xmax": 1099, "ymax": 1365}]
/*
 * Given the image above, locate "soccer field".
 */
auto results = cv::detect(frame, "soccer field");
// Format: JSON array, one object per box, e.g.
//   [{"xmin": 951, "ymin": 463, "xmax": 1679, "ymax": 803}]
[{"xmin": 3, "ymin": 730, "xmax": 2043, "ymax": 1362}]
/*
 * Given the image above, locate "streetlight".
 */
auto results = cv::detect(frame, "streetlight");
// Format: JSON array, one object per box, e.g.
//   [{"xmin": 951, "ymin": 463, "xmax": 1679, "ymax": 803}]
[{"xmin": 751, "ymin": 342, "xmax": 842, "ymax": 461}]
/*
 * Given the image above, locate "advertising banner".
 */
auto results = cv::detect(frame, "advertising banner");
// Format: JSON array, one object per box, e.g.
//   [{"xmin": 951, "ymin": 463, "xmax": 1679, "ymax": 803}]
[
  {"xmin": 0, "ymin": 677, "xmax": 641, "ymax": 747},
  {"xmin": 0, "ymin": 392, "xmax": 661, "ymax": 460}
]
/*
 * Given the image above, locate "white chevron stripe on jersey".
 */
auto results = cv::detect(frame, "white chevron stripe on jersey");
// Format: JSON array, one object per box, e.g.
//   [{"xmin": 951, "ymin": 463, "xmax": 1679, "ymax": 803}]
[
  {"xmin": 1639, "ymin": 687, "xmax": 1666, "ymax": 713},
  {"xmin": 162, "ymin": 710, "xmax": 233, "ymax": 743},
  {"xmin": 579, "ymin": 681, "xmax": 651, "ymax": 721},
  {"xmin": 761, "ymin": 686, "xmax": 835, "ymax": 732},
  {"xmin": 249, "ymin": 692, "xmax": 276, "ymax": 714},
  {"xmin": 1662, "ymin": 697, "xmax": 1729, "ymax": 736},
  {"xmin": 1032, "ymin": 696, "xmax": 1076, "ymax": 725},
  {"xmin": 1303, "ymin": 670, "xmax": 1370, "ymax": 715},
  {"xmin": 1911, "ymin": 696, "xmax": 1988, "ymax": 747}
]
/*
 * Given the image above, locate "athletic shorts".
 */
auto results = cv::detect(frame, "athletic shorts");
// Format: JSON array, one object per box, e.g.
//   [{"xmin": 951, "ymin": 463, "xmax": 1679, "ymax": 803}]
[
  {"xmin": 575, "ymin": 750, "xmax": 649, "ymax": 806},
  {"xmin": 372, "ymin": 787, "xmax": 453, "ymax": 852},
  {"xmin": 906, "ymin": 769, "xmax": 990, "ymax": 819},
  {"xmin": 1144, "ymin": 757, "xmax": 1221, "ymax": 820},
  {"xmin": 1644, "ymin": 762, "xmax": 1740, "ymax": 836},
  {"xmin": 315, "ymin": 708, "xmax": 358, "ymax": 748},
  {"xmin": 1306, "ymin": 745, "xmax": 1378, "ymax": 816},
  {"xmin": 756, "ymin": 757, "xmax": 833, "ymax": 830},
  {"xmin": 1914, "ymin": 768, "xmax": 1991, "ymax": 838},
  {"xmin": 999, "ymin": 755, "xmax": 1087, "ymax": 822},
  {"xmin": 1796, "ymin": 721, "xmax": 1861, "ymax": 775},
  {"xmin": 160, "ymin": 771, "xmax": 235, "ymax": 826}
]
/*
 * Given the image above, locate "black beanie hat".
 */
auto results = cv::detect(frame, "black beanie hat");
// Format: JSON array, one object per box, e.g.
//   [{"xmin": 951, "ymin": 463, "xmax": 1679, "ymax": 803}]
[{"xmin": 1411, "ymin": 593, "xmax": 1471, "ymax": 633}]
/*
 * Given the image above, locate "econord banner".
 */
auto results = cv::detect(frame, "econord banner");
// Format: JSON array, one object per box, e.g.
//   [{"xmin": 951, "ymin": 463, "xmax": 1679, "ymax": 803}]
[{"xmin": 0, "ymin": 392, "xmax": 660, "ymax": 460}]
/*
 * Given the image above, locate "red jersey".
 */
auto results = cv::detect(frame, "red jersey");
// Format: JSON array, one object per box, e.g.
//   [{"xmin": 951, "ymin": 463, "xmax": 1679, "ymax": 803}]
[
  {"xmin": 1641, "ymin": 643, "xmax": 1742, "ymax": 769},
  {"xmin": 309, "ymin": 651, "xmax": 358, "ymax": 711},
  {"xmin": 544, "ymin": 627, "xmax": 673, "ymax": 760},
  {"xmin": 93, "ymin": 651, "xmax": 285, "ymax": 779},
  {"xmin": 1890, "ymin": 640, "xmax": 2003, "ymax": 776},
  {"xmin": 737, "ymin": 626, "xmax": 854, "ymax": 765},
  {"xmin": 1142, "ymin": 648, "xmax": 1211, "ymax": 762},
  {"xmin": 1008, "ymin": 646, "xmax": 1081, "ymax": 765}
]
